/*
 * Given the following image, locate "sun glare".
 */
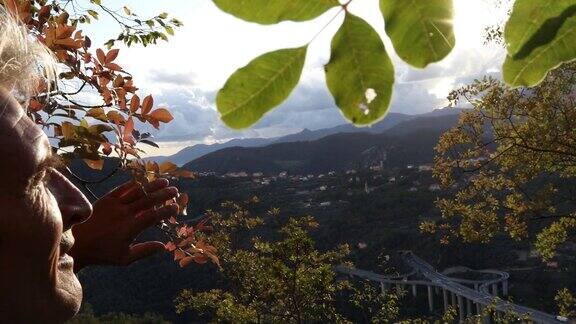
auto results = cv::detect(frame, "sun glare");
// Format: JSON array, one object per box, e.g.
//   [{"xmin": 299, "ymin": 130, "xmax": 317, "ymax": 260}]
[{"xmin": 453, "ymin": 0, "xmax": 508, "ymax": 48}]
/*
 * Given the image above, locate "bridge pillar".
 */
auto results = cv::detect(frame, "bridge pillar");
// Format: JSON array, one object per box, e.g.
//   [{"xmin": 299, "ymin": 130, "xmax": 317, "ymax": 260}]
[
  {"xmin": 467, "ymin": 298, "xmax": 473, "ymax": 316},
  {"xmin": 380, "ymin": 282, "xmax": 386, "ymax": 296},
  {"xmin": 458, "ymin": 296, "xmax": 465, "ymax": 321},
  {"xmin": 491, "ymin": 283, "xmax": 498, "ymax": 296},
  {"xmin": 451, "ymin": 292, "xmax": 457, "ymax": 306},
  {"xmin": 412, "ymin": 284, "xmax": 417, "ymax": 297},
  {"xmin": 427, "ymin": 286, "xmax": 434, "ymax": 312},
  {"xmin": 443, "ymin": 289, "xmax": 449, "ymax": 311},
  {"xmin": 474, "ymin": 283, "xmax": 479, "ymax": 291},
  {"xmin": 503, "ymin": 280, "xmax": 508, "ymax": 297}
]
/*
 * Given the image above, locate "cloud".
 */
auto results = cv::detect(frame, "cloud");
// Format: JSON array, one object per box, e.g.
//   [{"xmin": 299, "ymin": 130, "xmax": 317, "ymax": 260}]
[{"xmin": 148, "ymin": 70, "xmax": 196, "ymax": 87}]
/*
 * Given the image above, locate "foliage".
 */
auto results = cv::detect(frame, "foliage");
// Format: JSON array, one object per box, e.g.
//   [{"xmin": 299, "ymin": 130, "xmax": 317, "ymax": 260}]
[
  {"xmin": 175, "ymin": 202, "xmax": 354, "ymax": 323},
  {"xmin": 555, "ymin": 288, "xmax": 576, "ymax": 318},
  {"xmin": 503, "ymin": 0, "xmax": 576, "ymax": 87},
  {"xmin": 349, "ymin": 281, "xmax": 403, "ymax": 323},
  {"xmin": 0, "ymin": 0, "xmax": 218, "ymax": 268},
  {"xmin": 428, "ymin": 63, "xmax": 576, "ymax": 260},
  {"xmin": 68, "ymin": 304, "xmax": 170, "ymax": 324},
  {"xmin": 212, "ymin": 0, "xmax": 576, "ymax": 129},
  {"xmin": 325, "ymin": 12, "xmax": 394, "ymax": 126},
  {"xmin": 2, "ymin": 0, "xmax": 180, "ymax": 173},
  {"xmin": 212, "ymin": 0, "xmax": 455, "ymax": 129}
]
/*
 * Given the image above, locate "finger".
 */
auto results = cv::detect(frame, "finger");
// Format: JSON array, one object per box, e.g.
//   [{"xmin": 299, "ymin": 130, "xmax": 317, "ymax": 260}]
[
  {"xmin": 132, "ymin": 204, "xmax": 178, "ymax": 236},
  {"xmin": 109, "ymin": 181, "xmax": 137, "ymax": 198},
  {"xmin": 119, "ymin": 185, "xmax": 146, "ymax": 204},
  {"xmin": 144, "ymin": 178, "xmax": 169, "ymax": 194},
  {"xmin": 127, "ymin": 241, "xmax": 166, "ymax": 264},
  {"xmin": 129, "ymin": 186, "xmax": 179, "ymax": 212}
]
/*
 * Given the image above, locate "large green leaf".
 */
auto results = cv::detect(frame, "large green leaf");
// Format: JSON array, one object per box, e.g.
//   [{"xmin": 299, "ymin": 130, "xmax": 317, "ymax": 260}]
[
  {"xmin": 212, "ymin": 0, "xmax": 339, "ymax": 25},
  {"xmin": 504, "ymin": 0, "xmax": 576, "ymax": 57},
  {"xmin": 325, "ymin": 13, "xmax": 394, "ymax": 126},
  {"xmin": 217, "ymin": 46, "xmax": 307, "ymax": 129},
  {"xmin": 380, "ymin": 0, "xmax": 455, "ymax": 68},
  {"xmin": 503, "ymin": 2, "xmax": 576, "ymax": 87}
]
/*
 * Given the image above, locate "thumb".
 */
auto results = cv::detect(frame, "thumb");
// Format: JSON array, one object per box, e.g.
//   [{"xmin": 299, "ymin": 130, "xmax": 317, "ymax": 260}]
[{"xmin": 127, "ymin": 241, "xmax": 166, "ymax": 264}]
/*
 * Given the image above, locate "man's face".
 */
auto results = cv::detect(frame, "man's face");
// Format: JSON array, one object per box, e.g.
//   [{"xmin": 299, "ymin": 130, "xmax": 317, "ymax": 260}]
[{"xmin": 0, "ymin": 90, "xmax": 92, "ymax": 322}]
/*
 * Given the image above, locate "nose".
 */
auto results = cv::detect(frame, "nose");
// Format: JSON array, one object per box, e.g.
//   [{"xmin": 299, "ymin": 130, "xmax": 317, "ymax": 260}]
[{"xmin": 47, "ymin": 169, "xmax": 93, "ymax": 229}]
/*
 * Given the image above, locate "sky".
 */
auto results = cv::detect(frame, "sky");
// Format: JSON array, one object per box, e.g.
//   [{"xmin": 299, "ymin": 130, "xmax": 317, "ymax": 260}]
[{"xmin": 80, "ymin": 0, "xmax": 510, "ymax": 157}]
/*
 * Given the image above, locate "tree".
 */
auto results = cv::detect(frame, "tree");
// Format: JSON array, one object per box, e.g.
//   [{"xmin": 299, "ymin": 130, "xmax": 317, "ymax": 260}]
[
  {"xmin": 210, "ymin": 0, "xmax": 576, "ymax": 129},
  {"xmin": 425, "ymin": 63, "xmax": 576, "ymax": 260},
  {"xmin": 175, "ymin": 202, "xmax": 355, "ymax": 323},
  {"xmin": 0, "ymin": 0, "xmax": 217, "ymax": 267}
]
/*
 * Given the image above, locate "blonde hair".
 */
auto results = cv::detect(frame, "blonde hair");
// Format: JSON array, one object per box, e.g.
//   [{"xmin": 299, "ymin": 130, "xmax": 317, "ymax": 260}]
[{"xmin": 0, "ymin": 6, "xmax": 56, "ymax": 103}]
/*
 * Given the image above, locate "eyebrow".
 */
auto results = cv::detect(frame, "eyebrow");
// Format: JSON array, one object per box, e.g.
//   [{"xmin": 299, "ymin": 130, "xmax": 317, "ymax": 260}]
[{"xmin": 29, "ymin": 152, "xmax": 65, "ymax": 187}]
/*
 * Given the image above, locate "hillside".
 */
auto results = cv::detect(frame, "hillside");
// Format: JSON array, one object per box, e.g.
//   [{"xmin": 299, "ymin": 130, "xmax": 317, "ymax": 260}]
[
  {"xmin": 149, "ymin": 112, "xmax": 412, "ymax": 165},
  {"xmin": 183, "ymin": 112, "xmax": 460, "ymax": 174}
]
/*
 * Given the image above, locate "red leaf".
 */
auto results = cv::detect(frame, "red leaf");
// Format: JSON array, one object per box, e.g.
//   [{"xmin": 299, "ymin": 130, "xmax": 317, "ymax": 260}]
[
  {"xmin": 130, "ymin": 94, "xmax": 140, "ymax": 113},
  {"xmin": 105, "ymin": 62, "xmax": 122, "ymax": 71},
  {"xmin": 28, "ymin": 99, "xmax": 44, "ymax": 112},
  {"xmin": 96, "ymin": 48, "xmax": 106, "ymax": 64},
  {"xmin": 124, "ymin": 116, "xmax": 134, "ymax": 142},
  {"xmin": 142, "ymin": 95, "xmax": 153, "ymax": 115},
  {"xmin": 105, "ymin": 49, "xmax": 120, "ymax": 63}
]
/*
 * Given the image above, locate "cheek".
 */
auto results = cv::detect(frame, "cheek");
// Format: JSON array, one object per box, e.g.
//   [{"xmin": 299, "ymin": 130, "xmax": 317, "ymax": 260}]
[{"xmin": 22, "ymin": 186, "xmax": 63, "ymax": 257}]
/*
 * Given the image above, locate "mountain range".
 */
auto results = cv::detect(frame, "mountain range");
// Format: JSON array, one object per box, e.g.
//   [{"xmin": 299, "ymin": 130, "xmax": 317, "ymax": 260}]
[
  {"xmin": 181, "ymin": 109, "xmax": 464, "ymax": 174},
  {"xmin": 149, "ymin": 112, "xmax": 413, "ymax": 166}
]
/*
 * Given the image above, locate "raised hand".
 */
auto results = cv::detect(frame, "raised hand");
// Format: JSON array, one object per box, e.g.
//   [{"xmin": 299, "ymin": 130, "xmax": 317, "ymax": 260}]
[{"xmin": 70, "ymin": 178, "xmax": 179, "ymax": 271}]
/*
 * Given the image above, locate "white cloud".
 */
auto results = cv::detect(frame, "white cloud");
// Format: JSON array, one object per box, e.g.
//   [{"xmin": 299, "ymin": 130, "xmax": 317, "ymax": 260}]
[{"xmin": 79, "ymin": 0, "xmax": 509, "ymax": 154}]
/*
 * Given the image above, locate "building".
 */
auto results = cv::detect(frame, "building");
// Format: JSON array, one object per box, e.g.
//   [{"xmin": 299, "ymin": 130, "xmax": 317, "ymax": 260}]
[
  {"xmin": 418, "ymin": 164, "xmax": 433, "ymax": 172},
  {"xmin": 224, "ymin": 171, "xmax": 248, "ymax": 178}
]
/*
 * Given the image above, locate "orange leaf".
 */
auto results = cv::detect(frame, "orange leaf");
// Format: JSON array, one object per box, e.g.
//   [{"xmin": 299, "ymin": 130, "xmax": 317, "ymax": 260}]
[
  {"xmin": 61, "ymin": 122, "xmax": 75, "ymax": 139},
  {"xmin": 179, "ymin": 256, "xmax": 195, "ymax": 267},
  {"xmin": 113, "ymin": 75, "xmax": 124, "ymax": 88},
  {"xmin": 96, "ymin": 48, "xmax": 106, "ymax": 64},
  {"xmin": 105, "ymin": 62, "xmax": 122, "ymax": 71},
  {"xmin": 105, "ymin": 49, "xmax": 120, "ymax": 63},
  {"xmin": 28, "ymin": 99, "xmax": 44, "ymax": 112},
  {"xmin": 165, "ymin": 241, "xmax": 177, "ymax": 252},
  {"xmin": 102, "ymin": 142, "xmax": 113, "ymax": 155},
  {"xmin": 129, "ymin": 94, "xmax": 140, "ymax": 113},
  {"xmin": 173, "ymin": 249, "xmax": 186, "ymax": 261},
  {"xmin": 106, "ymin": 111, "xmax": 125, "ymax": 125},
  {"xmin": 124, "ymin": 116, "xmax": 134, "ymax": 141},
  {"xmin": 149, "ymin": 108, "xmax": 173, "ymax": 123},
  {"xmin": 141, "ymin": 95, "xmax": 153, "ymax": 115},
  {"xmin": 84, "ymin": 159, "xmax": 104, "ymax": 170}
]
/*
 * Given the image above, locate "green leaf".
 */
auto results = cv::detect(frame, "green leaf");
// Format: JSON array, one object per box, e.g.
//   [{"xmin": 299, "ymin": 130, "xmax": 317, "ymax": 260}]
[
  {"xmin": 217, "ymin": 46, "xmax": 308, "ymax": 129},
  {"xmin": 325, "ymin": 13, "xmax": 394, "ymax": 126},
  {"xmin": 212, "ymin": 0, "xmax": 339, "ymax": 25},
  {"xmin": 380, "ymin": 0, "xmax": 455, "ymax": 68},
  {"xmin": 504, "ymin": 0, "xmax": 576, "ymax": 57},
  {"xmin": 503, "ymin": 1, "xmax": 576, "ymax": 87}
]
